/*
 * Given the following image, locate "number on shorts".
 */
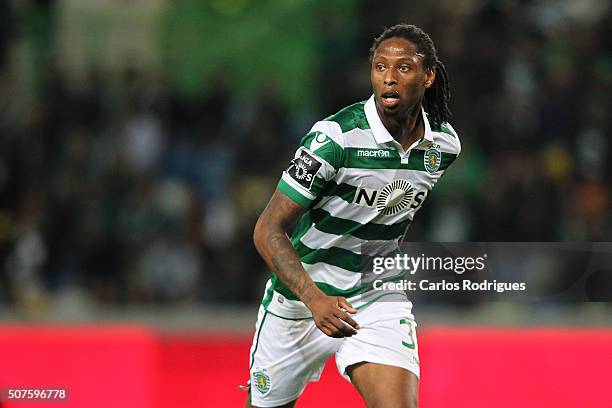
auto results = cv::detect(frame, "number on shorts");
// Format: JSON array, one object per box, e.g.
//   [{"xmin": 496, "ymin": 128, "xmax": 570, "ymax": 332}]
[{"xmin": 399, "ymin": 318, "xmax": 415, "ymax": 349}]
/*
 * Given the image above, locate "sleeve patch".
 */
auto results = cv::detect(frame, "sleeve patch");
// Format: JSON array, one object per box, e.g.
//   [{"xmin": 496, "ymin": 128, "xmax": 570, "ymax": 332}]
[{"xmin": 286, "ymin": 149, "xmax": 322, "ymax": 190}]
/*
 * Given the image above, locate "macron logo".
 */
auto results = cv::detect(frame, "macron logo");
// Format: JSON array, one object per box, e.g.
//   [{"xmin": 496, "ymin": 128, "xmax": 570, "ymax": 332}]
[{"xmin": 357, "ymin": 149, "xmax": 391, "ymax": 158}]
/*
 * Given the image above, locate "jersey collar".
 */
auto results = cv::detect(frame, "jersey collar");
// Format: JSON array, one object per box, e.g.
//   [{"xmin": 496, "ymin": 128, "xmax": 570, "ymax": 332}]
[{"xmin": 364, "ymin": 94, "xmax": 434, "ymax": 146}]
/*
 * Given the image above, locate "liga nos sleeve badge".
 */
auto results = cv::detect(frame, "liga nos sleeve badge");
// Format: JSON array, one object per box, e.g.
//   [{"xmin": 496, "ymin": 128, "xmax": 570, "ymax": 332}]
[{"xmin": 287, "ymin": 149, "xmax": 322, "ymax": 190}]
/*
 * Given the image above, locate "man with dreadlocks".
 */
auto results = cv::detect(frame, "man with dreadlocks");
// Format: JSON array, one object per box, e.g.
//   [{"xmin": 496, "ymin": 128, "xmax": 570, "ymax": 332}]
[{"xmin": 245, "ymin": 23, "xmax": 460, "ymax": 407}]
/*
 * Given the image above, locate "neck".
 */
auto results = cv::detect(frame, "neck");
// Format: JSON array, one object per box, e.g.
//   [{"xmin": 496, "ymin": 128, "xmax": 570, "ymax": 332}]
[{"xmin": 377, "ymin": 103, "xmax": 424, "ymax": 151}]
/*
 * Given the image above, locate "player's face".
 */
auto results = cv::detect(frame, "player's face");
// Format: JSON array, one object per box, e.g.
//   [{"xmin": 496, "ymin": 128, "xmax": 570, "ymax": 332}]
[{"xmin": 370, "ymin": 37, "xmax": 435, "ymax": 119}]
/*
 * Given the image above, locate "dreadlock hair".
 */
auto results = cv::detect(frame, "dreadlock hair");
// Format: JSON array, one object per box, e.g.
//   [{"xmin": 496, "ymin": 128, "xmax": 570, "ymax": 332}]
[{"xmin": 369, "ymin": 23, "xmax": 451, "ymax": 130}]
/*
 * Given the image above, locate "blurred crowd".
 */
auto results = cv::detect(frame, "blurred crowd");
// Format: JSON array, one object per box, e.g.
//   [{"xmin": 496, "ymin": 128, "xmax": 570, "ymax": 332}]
[{"xmin": 0, "ymin": 0, "xmax": 610, "ymax": 311}]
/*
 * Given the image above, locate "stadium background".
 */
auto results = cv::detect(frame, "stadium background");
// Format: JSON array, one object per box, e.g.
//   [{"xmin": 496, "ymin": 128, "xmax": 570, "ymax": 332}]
[{"xmin": 0, "ymin": 0, "xmax": 610, "ymax": 407}]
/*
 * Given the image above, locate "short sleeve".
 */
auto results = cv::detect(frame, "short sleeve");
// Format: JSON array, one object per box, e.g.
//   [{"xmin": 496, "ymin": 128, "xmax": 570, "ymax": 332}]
[
  {"xmin": 277, "ymin": 130, "xmax": 344, "ymax": 208},
  {"xmin": 437, "ymin": 122, "xmax": 461, "ymax": 171}
]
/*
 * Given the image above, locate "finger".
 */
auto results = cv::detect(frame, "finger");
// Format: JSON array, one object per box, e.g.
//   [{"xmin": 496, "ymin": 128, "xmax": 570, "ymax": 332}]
[
  {"xmin": 334, "ymin": 304, "xmax": 360, "ymax": 330},
  {"xmin": 330, "ymin": 316, "xmax": 357, "ymax": 337},
  {"xmin": 332, "ymin": 307, "xmax": 359, "ymax": 328},
  {"xmin": 322, "ymin": 322, "xmax": 343, "ymax": 338},
  {"xmin": 337, "ymin": 312, "xmax": 360, "ymax": 331},
  {"xmin": 337, "ymin": 297, "xmax": 358, "ymax": 314},
  {"xmin": 319, "ymin": 321, "xmax": 337, "ymax": 337}
]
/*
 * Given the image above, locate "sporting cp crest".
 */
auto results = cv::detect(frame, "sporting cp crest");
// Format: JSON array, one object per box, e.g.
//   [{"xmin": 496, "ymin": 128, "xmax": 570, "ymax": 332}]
[
  {"xmin": 424, "ymin": 147, "xmax": 441, "ymax": 174},
  {"xmin": 252, "ymin": 369, "xmax": 271, "ymax": 395}
]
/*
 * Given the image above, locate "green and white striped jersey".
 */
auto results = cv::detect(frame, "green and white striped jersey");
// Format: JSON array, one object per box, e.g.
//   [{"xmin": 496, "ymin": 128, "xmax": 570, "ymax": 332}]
[{"xmin": 263, "ymin": 95, "xmax": 461, "ymax": 319}]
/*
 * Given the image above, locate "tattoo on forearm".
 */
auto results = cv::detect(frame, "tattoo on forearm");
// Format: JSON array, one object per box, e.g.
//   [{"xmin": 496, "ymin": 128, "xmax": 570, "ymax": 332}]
[
  {"xmin": 267, "ymin": 232, "xmax": 316, "ymax": 303},
  {"xmin": 256, "ymin": 192, "xmax": 320, "ymax": 305}
]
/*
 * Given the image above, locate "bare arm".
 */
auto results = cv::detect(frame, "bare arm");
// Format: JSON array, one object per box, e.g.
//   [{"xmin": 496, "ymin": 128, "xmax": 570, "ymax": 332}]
[
  {"xmin": 253, "ymin": 189, "xmax": 359, "ymax": 337},
  {"xmin": 253, "ymin": 189, "xmax": 323, "ymax": 305}
]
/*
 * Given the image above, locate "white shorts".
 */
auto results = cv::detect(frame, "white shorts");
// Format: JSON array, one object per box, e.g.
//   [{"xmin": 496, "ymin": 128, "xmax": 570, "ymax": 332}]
[{"xmin": 247, "ymin": 300, "xmax": 420, "ymax": 407}]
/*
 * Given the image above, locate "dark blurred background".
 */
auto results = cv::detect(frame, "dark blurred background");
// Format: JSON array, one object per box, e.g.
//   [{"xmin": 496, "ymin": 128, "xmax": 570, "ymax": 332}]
[{"xmin": 0, "ymin": 0, "xmax": 610, "ymax": 317}]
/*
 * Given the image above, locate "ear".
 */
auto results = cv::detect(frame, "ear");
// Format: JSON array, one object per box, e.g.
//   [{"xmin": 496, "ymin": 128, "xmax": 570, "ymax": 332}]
[{"xmin": 424, "ymin": 67, "xmax": 436, "ymax": 88}]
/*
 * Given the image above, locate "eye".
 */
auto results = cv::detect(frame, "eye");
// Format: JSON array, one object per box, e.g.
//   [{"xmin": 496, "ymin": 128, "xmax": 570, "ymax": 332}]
[
  {"xmin": 375, "ymin": 63, "xmax": 385, "ymax": 71},
  {"xmin": 399, "ymin": 65, "xmax": 411, "ymax": 72}
]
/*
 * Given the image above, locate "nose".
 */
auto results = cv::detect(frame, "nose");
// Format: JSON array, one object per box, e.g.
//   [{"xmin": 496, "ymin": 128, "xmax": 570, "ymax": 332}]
[{"xmin": 384, "ymin": 69, "xmax": 397, "ymax": 85}]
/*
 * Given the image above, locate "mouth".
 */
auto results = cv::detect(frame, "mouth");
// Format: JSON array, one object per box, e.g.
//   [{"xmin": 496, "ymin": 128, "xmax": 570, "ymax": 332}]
[{"xmin": 380, "ymin": 91, "xmax": 400, "ymax": 108}]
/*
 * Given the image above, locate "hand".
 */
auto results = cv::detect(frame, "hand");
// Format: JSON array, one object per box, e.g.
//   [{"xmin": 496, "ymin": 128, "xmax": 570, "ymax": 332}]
[{"xmin": 307, "ymin": 295, "xmax": 360, "ymax": 338}]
